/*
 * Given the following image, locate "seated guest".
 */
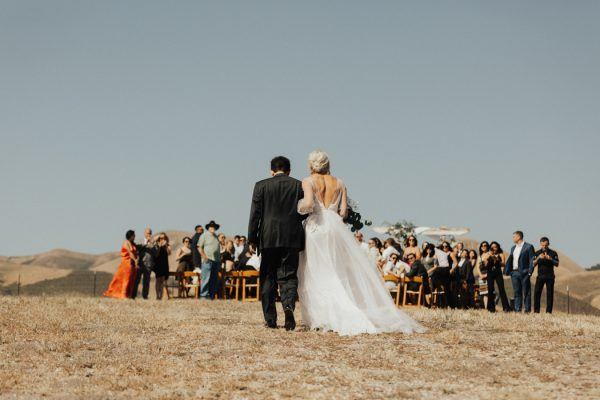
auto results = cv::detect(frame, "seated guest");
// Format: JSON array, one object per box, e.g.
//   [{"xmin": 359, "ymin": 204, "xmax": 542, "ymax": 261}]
[
  {"xmin": 221, "ymin": 240, "xmax": 236, "ymax": 272},
  {"xmin": 246, "ymin": 243, "xmax": 261, "ymax": 271},
  {"xmin": 457, "ymin": 249, "xmax": 475, "ymax": 308},
  {"xmin": 405, "ymin": 253, "xmax": 429, "ymax": 292},
  {"xmin": 403, "ymin": 235, "xmax": 422, "ymax": 261},
  {"xmin": 238, "ymin": 242, "xmax": 260, "ymax": 271},
  {"xmin": 175, "ymin": 236, "xmax": 193, "ymax": 281},
  {"xmin": 533, "ymin": 236, "xmax": 559, "ymax": 314},
  {"xmin": 382, "ymin": 253, "xmax": 409, "ymax": 290}
]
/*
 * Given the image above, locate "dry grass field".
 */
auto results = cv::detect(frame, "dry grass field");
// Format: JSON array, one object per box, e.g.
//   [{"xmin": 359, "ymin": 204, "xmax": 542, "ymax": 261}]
[{"xmin": 1, "ymin": 297, "xmax": 599, "ymax": 399}]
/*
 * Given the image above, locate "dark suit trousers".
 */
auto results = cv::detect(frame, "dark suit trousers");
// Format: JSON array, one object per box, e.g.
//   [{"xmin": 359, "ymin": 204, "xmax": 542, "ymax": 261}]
[
  {"xmin": 260, "ymin": 248, "xmax": 299, "ymax": 323},
  {"xmin": 132, "ymin": 264, "xmax": 150, "ymax": 299},
  {"xmin": 487, "ymin": 269, "xmax": 510, "ymax": 312},
  {"xmin": 510, "ymin": 270, "xmax": 531, "ymax": 312},
  {"xmin": 534, "ymin": 275, "xmax": 555, "ymax": 313}
]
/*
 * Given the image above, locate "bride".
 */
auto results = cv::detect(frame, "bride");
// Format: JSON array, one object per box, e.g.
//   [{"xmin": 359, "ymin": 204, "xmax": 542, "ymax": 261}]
[{"xmin": 297, "ymin": 150, "xmax": 425, "ymax": 335}]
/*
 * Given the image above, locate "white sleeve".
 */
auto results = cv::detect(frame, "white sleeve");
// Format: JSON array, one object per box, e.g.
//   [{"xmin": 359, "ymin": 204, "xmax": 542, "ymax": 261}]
[{"xmin": 297, "ymin": 178, "xmax": 315, "ymax": 215}]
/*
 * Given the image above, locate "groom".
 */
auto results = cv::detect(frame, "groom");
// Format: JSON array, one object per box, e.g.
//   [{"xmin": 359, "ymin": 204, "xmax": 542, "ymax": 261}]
[{"xmin": 248, "ymin": 156, "xmax": 305, "ymax": 331}]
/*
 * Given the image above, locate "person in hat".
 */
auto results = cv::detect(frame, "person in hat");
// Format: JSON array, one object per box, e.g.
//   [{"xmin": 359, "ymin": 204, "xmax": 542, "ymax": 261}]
[{"xmin": 197, "ymin": 220, "xmax": 222, "ymax": 299}]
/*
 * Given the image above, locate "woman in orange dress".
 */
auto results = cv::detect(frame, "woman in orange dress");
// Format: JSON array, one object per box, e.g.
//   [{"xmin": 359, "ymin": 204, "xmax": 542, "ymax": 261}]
[{"xmin": 104, "ymin": 230, "xmax": 139, "ymax": 299}]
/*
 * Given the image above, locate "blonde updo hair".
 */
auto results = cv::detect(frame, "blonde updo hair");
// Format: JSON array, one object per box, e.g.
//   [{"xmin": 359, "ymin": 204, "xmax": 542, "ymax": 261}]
[{"xmin": 308, "ymin": 150, "xmax": 330, "ymax": 174}]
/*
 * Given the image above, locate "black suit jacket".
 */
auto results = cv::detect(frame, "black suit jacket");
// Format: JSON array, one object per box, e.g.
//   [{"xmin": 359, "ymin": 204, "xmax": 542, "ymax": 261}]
[
  {"xmin": 190, "ymin": 232, "xmax": 202, "ymax": 266},
  {"xmin": 248, "ymin": 174, "xmax": 305, "ymax": 252},
  {"xmin": 406, "ymin": 260, "xmax": 428, "ymax": 279},
  {"xmin": 458, "ymin": 259, "xmax": 475, "ymax": 284}
]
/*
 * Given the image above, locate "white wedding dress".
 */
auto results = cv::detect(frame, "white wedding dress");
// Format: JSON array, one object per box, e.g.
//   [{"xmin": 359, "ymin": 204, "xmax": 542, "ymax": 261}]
[{"xmin": 297, "ymin": 175, "xmax": 425, "ymax": 336}]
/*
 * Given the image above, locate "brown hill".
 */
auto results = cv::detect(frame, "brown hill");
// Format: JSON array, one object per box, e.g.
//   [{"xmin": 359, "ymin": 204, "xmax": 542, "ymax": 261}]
[
  {"xmin": 0, "ymin": 260, "xmax": 72, "ymax": 287},
  {"xmin": 5, "ymin": 249, "xmax": 107, "ymax": 270}
]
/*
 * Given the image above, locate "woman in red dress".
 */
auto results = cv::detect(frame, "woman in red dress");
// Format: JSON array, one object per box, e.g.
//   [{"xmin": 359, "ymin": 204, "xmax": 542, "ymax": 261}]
[{"xmin": 104, "ymin": 230, "xmax": 139, "ymax": 299}]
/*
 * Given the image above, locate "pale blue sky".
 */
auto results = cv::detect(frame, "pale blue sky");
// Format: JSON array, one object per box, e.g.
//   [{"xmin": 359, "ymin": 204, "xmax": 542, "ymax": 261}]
[{"xmin": 1, "ymin": 1, "xmax": 599, "ymax": 266}]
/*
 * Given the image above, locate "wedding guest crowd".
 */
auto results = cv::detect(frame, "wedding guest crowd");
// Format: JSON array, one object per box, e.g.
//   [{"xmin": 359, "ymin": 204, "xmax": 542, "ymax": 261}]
[
  {"xmin": 105, "ymin": 223, "xmax": 559, "ymax": 314},
  {"xmin": 367, "ymin": 230, "xmax": 559, "ymax": 312}
]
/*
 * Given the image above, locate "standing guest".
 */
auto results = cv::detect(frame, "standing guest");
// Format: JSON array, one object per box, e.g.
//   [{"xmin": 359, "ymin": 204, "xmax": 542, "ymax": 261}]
[
  {"xmin": 421, "ymin": 244, "xmax": 439, "ymax": 274},
  {"xmin": 154, "ymin": 232, "xmax": 171, "ymax": 300},
  {"xmin": 533, "ymin": 237, "xmax": 559, "ymax": 313},
  {"xmin": 198, "ymin": 220, "xmax": 222, "ymax": 299},
  {"xmin": 448, "ymin": 243, "xmax": 461, "ymax": 307},
  {"xmin": 469, "ymin": 249, "xmax": 486, "ymax": 308},
  {"xmin": 218, "ymin": 233, "xmax": 227, "ymax": 255},
  {"xmin": 175, "ymin": 237, "xmax": 193, "ymax": 280},
  {"xmin": 421, "ymin": 244, "xmax": 439, "ymax": 305},
  {"xmin": 457, "ymin": 249, "xmax": 475, "ymax": 308},
  {"xmin": 190, "ymin": 225, "xmax": 204, "ymax": 271},
  {"xmin": 132, "ymin": 227, "xmax": 155, "ymax": 300},
  {"xmin": 355, "ymin": 231, "xmax": 370, "ymax": 255},
  {"xmin": 504, "ymin": 231, "xmax": 535, "ymax": 313},
  {"xmin": 484, "ymin": 241, "xmax": 511, "ymax": 312},
  {"xmin": 233, "ymin": 235, "xmax": 245, "ymax": 261},
  {"xmin": 403, "ymin": 235, "xmax": 422, "ymax": 261},
  {"xmin": 104, "ymin": 230, "xmax": 138, "ymax": 299},
  {"xmin": 474, "ymin": 242, "xmax": 491, "ymax": 308},
  {"xmin": 221, "ymin": 239, "xmax": 236, "ymax": 272},
  {"xmin": 382, "ymin": 238, "xmax": 402, "ymax": 262},
  {"xmin": 429, "ymin": 242, "xmax": 453, "ymax": 308},
  {"xmin": 368, "ymin": 237, "xmax": 383, "ymax": 269}
]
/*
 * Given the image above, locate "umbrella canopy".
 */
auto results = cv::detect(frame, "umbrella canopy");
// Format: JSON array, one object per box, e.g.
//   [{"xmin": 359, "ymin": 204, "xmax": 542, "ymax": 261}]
[{"xmin": 418, "ymin": 226, "xmax": 470, "ymax": 237}]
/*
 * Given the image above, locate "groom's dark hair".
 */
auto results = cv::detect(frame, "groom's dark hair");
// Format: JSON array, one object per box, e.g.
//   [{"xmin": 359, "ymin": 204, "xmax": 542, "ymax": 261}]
[{"xmin": 271, "ymin": 156, "xmax": 291, "ymax": 173}]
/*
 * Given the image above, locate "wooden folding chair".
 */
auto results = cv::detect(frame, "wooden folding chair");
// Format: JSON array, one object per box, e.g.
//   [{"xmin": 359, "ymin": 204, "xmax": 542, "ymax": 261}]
[
  {"xmin": 224, "ymin": 271, "xmax": 242, "ymax": 300},
  {"xmin": 181, "ymin": 271, "xmax": 201, "ymax": 299},
  {"xmin": 384, "ymin": 274, "xmax": 402, "ymax": 307},
  {"xmin": 163, "ymin": 272, "xmax": 181, "ymax": 299},
  {"xmin": 402, "ymin": 276, "xmax": 423, "ymax": 307},
  {"xmin": 240, "ymin": 270, "xmax": 260, "ymax": 302}
]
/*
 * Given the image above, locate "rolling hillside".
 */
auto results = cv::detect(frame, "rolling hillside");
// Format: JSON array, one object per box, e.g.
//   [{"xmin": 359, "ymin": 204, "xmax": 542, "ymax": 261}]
[{"xmin": 2, "ymin": 232, "xmax": 598, "ymax": 314}]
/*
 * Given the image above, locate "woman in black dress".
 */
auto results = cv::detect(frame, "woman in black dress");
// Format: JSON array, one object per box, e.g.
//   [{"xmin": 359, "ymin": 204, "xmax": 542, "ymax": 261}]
[
  {"xmin": 154, "ymin": 232, "xmax": 171, "ymax": 300},
  {"xmin": 176, "ymin": 236, "xmax": 193, "ymax": 281}
]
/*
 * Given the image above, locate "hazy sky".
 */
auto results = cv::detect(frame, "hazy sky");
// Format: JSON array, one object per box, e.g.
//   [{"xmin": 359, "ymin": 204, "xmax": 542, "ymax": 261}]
[{"xmin": 1, "ymin": 1, "xmax": 599, "ymax": 266}]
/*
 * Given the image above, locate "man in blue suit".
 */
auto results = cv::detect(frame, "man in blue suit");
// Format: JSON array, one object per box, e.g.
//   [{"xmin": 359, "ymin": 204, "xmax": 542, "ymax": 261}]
[{"xmin": 504, "ymin": 231, "xmax": 535, "ymax": 312}]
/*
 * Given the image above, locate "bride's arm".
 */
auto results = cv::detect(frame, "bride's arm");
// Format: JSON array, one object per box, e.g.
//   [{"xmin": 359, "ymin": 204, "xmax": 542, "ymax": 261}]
[
  {"xmin": 297, "ymin": 178, "xmax": 314, "ymax": 215},
  {"xmin": 339, "ymin": 181, "xmax": 348, "ymax": 219}
]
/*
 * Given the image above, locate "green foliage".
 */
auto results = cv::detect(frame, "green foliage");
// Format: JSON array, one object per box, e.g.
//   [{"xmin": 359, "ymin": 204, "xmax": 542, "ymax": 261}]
[
  {"xmin": 587, "ymin": 263, "xmax": 600, "ymax": 271},
  {"xmin": 381, "ymin": 220, "xmax": 417, "ymax": 243}
]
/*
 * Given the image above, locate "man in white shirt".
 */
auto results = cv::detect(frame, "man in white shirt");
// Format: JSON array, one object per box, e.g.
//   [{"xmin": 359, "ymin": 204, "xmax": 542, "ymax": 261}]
[
  {"xmin": 505, "ymin": 230, "xmax": 535, "ymax": 312},
  {"xmin": 233, "ymin": 235, "xmax": 245, "ymax": 261}
]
